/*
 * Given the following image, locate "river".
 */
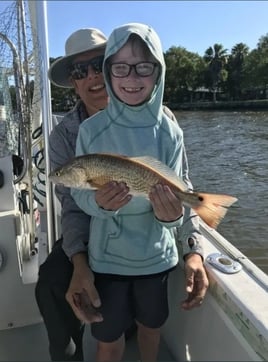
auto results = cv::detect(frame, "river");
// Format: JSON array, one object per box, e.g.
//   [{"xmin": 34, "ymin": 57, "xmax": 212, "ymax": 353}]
[{"xmin": 174, "ymin": 110, "xmax": 268, "ymax": 275}]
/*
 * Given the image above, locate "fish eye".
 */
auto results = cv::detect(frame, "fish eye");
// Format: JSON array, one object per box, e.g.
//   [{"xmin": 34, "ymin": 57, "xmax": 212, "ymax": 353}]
[{"xmin": 55, "ymin": 171, "xmax": 61, "ymax": 176}]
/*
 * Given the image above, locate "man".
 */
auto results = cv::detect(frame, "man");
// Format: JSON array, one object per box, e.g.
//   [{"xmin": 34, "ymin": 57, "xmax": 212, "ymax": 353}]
[
  {"xmin": 35, "ymin": 27, "xmax": 209, "ymax": 362},
  {"xmin": 35, "ymin": 28, "xmax": 107, "ymax": 361}
]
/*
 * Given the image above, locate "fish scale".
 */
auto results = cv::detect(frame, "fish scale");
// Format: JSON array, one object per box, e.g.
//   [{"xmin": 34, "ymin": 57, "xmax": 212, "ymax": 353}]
[{"xmin": 84, "ymin": 154, "xmax": 165, "ymax": 193}]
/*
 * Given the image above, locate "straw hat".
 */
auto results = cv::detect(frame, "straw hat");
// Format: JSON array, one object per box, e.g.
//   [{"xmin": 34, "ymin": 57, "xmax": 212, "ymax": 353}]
[{"xmin": 48, "ymin": 28, "xmax": 107, "ymax": 88}]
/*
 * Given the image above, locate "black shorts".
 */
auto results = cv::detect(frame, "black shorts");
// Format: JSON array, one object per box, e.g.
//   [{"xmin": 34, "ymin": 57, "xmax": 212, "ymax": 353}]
[{"xmin": 91, "ymin": 270, "xmax": 171, "ymax": 342}]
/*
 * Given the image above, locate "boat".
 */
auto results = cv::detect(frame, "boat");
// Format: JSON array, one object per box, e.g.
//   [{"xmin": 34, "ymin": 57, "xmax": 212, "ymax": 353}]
[{"xmin": 0, "ymin": 1, "xmax": 267, "ymax": 361}]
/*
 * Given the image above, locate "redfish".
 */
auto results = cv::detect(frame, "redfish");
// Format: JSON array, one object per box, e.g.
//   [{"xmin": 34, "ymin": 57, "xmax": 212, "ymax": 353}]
[{"xmin": 49, "ymin": 153, "xmax": 237, "ymax": 229}]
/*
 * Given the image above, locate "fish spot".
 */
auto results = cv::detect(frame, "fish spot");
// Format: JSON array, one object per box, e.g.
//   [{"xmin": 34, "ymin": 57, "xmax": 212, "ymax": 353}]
[{"xmin": 198, "ymin": 196, "xmax": 204, "ymax": 202}]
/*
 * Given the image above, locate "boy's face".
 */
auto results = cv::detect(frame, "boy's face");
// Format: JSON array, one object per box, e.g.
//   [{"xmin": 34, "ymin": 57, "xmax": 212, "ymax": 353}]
[{"xmin": 109, "ymin": 41, "xmax": 159, "ymax": 106}]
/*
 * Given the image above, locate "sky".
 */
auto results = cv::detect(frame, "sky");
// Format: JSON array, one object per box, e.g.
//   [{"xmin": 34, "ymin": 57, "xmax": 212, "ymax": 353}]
[{"xmin": 0, "ymin": 1, "xmax": 268, "ymax": 58}]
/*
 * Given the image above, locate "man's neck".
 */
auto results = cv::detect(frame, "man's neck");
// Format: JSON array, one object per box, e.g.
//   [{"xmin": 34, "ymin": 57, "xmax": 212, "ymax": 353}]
[{"xmin": 86, "ymin": 106, "xmax": 97, "ymax": 117}]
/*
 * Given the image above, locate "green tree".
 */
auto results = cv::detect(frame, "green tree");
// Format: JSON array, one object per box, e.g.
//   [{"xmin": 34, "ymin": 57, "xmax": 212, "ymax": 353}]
[
  {"xmin": 204, "ymin": 43, "xmax": 228, "ymax": 102},
  {"xmin": 242, "ymin": 34, "xmax": 268, "ymax": 99},
  {"xmin": 254, "ymin": 34, "xmax": 268, "ymax": 94},
  {"xmin": 164, "ymin": 46, "xmax": 205, "ymax": 104},
  {"xmin": 226, "ymin": 43, "xmax": 249, "ymax": 100}
]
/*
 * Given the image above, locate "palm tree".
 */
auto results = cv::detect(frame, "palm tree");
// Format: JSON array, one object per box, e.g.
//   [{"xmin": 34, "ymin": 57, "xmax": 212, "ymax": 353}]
[
  {"xmin": 204, "ymin": 43, "xmax": 228, "ymax": 102},
  {"xmin": 227, "ymin": 43, "xmax": 249, "ymax": 100}
]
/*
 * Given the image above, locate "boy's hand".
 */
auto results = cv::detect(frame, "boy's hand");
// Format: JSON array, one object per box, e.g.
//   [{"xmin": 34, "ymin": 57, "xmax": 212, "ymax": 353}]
[
  {"xmin": 95, "ymin": 181, "xmax": 131, "ymax": 210},
  {"xmin": 149, "ymin": 184, "xmax": 183, "ymax": 221}
]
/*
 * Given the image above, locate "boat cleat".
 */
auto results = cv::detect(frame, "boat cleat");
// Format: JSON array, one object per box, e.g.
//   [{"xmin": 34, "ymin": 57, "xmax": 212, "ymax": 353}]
[{"xmin": 206, "ymin": 252, "xmax": 242, "ymax": 274}]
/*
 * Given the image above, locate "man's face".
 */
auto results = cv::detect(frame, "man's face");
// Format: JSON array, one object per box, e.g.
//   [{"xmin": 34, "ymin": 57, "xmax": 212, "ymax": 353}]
[{"xmin": 71, "ymin": 49, "xmax": 108, "ymax": 115}]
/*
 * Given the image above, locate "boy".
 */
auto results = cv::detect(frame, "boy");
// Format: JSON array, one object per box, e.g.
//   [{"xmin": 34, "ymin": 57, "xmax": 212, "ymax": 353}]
[{"xmin": 72, "ymin": 23, "xmax": 208, "ymax": 362}]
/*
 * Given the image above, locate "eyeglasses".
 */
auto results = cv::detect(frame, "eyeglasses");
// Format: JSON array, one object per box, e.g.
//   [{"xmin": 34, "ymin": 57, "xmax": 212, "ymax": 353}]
[
  {"xmin": 109, "ymin": 62, "xmax": 158, "ymax": 78},
  {"xmin": 69, "ymin": 55, "xmax": 104, "ymax": 80}
]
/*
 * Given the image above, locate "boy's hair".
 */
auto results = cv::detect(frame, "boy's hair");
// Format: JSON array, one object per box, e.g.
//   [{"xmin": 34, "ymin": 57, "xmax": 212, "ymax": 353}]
[
  {"xmin": 127, "ymin": 34, "xmax": 154, "ymax": 61},
  {"xmin": 108, "ymin": 34, "xmax": 157, "ymax": 63}
]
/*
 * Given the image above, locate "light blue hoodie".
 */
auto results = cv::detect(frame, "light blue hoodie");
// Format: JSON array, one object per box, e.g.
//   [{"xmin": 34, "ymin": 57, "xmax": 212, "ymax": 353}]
[{"xmin": 71, "ymin": 23, "xmax": 188, "ymax": 275}]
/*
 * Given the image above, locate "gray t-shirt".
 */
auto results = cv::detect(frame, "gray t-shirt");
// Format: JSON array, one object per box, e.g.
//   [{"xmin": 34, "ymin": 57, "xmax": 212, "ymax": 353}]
[{"xmin": 49, "ymin": 100, "xmax": 90, "ymax": 258}]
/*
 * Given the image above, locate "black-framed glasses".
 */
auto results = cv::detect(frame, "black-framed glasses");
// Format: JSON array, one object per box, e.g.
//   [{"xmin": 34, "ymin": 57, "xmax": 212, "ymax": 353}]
[
  {"xmin": 110, "ymin": 62, "xmax": 158, "ymax": 78},
  {"xmin": 69, "ymin": 55, "xmax": 104, "ymax": 80}
]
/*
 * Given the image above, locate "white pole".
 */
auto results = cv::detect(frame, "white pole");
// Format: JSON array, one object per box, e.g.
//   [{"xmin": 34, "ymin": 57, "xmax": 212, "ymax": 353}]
[{"xmin": 28, "ymin": 0, "xmax": 55, "ymax": 252}]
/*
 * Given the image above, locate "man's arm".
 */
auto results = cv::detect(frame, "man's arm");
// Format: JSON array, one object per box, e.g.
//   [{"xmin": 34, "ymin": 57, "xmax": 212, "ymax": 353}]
[
  {"xmin": 163, "ymin": 106, "xmax": 209, "ymax": 309},
  {"xmin": 49, "ymin": 118, "xmax": 103, "ymax": 322},
  {"xmin": 49, "ymin": 124, "xmax": 90, "ymax": 258},
  {"xmin": 65, "ymin": 252, "xmax": 103, "ymax": 323}
]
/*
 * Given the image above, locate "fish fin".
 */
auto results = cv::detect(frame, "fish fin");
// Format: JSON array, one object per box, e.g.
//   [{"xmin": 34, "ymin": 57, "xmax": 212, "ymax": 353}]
[
  {"xmin": 192, "ymin": 193, "xmax": 238, "ymax": 229},
  {"xmin": 88, "ymin": 176, "xmax": 113, "ymax": 188},
  {"xmin": 130, "ymin": 156, "xmax": 188, "ymax": 191}
]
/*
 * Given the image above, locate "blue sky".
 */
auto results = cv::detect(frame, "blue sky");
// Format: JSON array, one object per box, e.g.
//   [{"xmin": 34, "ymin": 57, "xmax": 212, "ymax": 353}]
[{"xmin": 1, "ymin": 1, "xmax": 268, "ymax": 58}]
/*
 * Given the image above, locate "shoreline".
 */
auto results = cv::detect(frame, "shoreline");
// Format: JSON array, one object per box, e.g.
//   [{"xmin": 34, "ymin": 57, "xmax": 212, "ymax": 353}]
[{"xmin": 168, "ymin": 99, "xmax": 268, "ymax": 111}]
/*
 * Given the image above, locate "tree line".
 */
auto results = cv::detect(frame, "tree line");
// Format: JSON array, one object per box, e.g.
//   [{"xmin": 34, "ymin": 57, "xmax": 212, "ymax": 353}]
[
  {"xmin": 164, "ymin": 33, "xmax": 268, "ymax": 106},
  {"xmin": 9, "ymin": 32, "xmax": 268, "ymax": 112}
]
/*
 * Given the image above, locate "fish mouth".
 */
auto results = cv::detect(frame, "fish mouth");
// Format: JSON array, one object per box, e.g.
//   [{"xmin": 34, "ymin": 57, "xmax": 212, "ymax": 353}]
[{"xmin": 49, "ymin": 177, "xmax": 64, "ymax": 187}]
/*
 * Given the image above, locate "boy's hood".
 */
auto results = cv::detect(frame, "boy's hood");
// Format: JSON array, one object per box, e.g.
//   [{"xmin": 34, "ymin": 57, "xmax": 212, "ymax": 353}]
[{"xmin": 103, "ymin": 23, "xmax": 166, "ymax": 127}]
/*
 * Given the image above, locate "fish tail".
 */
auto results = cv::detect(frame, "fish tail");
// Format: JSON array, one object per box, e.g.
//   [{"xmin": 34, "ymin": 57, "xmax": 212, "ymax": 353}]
[{"xmin": 192, "ymin": 192, "xmax": 238, "ymax": 229}]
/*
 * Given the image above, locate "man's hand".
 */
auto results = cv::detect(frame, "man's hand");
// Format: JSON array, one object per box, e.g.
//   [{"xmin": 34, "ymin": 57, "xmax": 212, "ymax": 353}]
[
  {"xmin": 65, "ymin": 253, "xmax": 103, "ymax": 323},
  {"xmin": 181, "ymin": 253, "xmax": 209, "ymax": 310}
]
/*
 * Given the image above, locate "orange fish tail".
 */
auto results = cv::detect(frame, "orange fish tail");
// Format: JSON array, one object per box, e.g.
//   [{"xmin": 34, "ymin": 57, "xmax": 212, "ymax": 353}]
[{"xmin": 192, "ymin": 192, "xmax": 238, "ymax": 229}]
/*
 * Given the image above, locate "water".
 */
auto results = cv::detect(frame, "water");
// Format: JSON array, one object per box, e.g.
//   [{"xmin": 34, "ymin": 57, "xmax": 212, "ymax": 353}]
[{"xmin": 174, "ymin": 110, "xmax": 268, "ymax": 275}]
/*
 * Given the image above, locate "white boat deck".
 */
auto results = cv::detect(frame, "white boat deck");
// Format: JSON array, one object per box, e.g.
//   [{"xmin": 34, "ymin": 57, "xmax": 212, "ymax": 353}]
[
  {"xmin": 0, "ymin": 322, "xmax": 175, "ymax": 361},
  {"xmin": 83, "ymin": 325, "xmax": 175, "ymax": 362}
]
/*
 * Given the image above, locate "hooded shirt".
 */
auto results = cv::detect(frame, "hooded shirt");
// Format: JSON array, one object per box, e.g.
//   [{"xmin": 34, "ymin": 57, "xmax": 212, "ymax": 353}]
[{"xmin": 71, "ymin": 23, "xmax": 189, "ymax": 275}]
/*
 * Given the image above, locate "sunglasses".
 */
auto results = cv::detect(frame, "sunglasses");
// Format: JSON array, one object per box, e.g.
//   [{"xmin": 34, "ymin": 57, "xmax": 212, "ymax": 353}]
[{"xmin": 69, "ymin": 55, "xmax": 104, "ymax": 80}]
